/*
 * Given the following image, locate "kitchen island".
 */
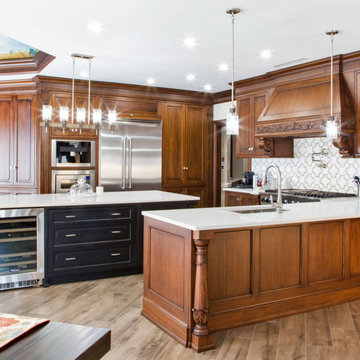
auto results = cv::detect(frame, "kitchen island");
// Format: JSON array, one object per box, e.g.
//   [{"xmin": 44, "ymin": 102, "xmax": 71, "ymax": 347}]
[
  {"xmin": 142, "ymin": 199, "xmax": 360, "ymax": 352},
  {"xmin": 0, "ymin": 191, "xmax": 199, "ymax": 286}
]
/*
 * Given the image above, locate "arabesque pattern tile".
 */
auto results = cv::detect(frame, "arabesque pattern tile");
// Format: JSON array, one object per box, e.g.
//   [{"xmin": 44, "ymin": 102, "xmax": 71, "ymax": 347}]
[{"xmin": 252, "ymin": 137, "xmax": 360, "ymax": 193}]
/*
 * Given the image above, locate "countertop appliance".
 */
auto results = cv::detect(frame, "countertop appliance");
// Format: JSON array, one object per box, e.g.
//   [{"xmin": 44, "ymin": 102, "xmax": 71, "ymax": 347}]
[
  {"xmin": 0, "ymin": 208, "xmax": 44, "ymax": 290},
  {"xmin": 260, "ymin": 189, "xmax": 356, "ymax": 204},
  {"xmin": 99, "ymin": 120, "xmax": 162, "ymax": 191}
]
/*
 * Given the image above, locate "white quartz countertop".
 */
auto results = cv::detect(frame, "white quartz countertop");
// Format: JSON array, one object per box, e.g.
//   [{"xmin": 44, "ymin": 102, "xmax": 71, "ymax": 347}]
[
  {"xmin": 0, "ymin": 191, "xmax": 199, "ymax": 210},
  {"xmin": 142, "ymin": 198, "xmax": 360, "ymax": 231},
  {"xmin": 223, "ymin": 187, "xmax": 261, "ymax": 195}
]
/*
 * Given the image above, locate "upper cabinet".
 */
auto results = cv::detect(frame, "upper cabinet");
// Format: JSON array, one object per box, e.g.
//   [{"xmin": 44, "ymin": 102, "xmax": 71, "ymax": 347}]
[
  {"xmin": 235, "ymin": 91, "xmax": 293, "ymax": 158},
  {"xmin": 236, "ymin": 91, "xmax": 268, "ymax": 157},
  {"xmin": 0, "ymin": 94, "xmax": 37, "ymax": 188}
]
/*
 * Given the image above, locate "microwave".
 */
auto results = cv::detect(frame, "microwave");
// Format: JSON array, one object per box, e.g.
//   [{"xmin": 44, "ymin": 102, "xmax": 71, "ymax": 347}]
[{"xmin": 51, "ymin": 139, "xmax": 96, "ymax": 167}]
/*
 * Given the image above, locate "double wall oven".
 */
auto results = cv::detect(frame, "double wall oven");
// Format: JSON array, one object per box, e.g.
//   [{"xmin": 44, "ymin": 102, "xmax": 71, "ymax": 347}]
[{"xmin": 51, "ymin": 140, "xmax": 96, "ymax": 193}]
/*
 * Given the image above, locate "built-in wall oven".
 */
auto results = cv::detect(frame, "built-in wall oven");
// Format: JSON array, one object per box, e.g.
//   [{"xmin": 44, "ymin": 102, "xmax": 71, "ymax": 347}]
[
  {"xmin": 0, "ymin": 208, "xmax": 44, "ymax": 290},
  {"xmin": 51, "ymin": 170, "xmax": 95, "ymax": 193},
  {"xmin": 51, "ymin": 139, "xmax": 96, "ymax": 167}
]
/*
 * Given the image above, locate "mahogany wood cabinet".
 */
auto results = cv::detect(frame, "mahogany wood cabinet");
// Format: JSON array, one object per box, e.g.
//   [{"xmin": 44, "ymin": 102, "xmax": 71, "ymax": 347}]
[
  {"xmin": 224, "ymin": 190, "xmax": 259, "ymax": 206},
  {"xmin": 236, "ymin": 92, "xmax": 268, "ymax": 157},
  {"xmin": 161, "ymin": 102, "xmax": 211, "ymax": 207},
  {"xmin": 0, "ymin": 94, "xmax": 38, "ymax": 193},
  {"xmin": 142, "ymin": 217, "xmax": 360, "ymax": 352}
]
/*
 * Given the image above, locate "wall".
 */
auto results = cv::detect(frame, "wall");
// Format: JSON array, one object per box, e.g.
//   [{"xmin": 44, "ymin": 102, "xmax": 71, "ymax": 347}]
[
  {"xmin": 252, "ymin": 137, "xmax": 360, "ymax": 194},
  {"xmin": 213, "ymin": 101, "xmax": 231, "ymax": 121}
]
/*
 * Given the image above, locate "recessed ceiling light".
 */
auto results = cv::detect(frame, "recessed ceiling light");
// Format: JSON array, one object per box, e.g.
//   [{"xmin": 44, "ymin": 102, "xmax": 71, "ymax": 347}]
[
  {"xmin": 204, "ymin": 84, "xmax": 212, "ymax": 92},
  {"xmin": 87, "ymin": 22, "xmax": 103, "ymax": 33},
  {"xmin": 183, "ymin": 37, "xmax": 197, "ymax": 47},
  {"xmin": 260, "ymin": 50, "xmax": 273, "ymax": 59},
  {"xmin": 80, "ymin": 71, "xmax": 89, "ymax": 78},
  {"xmin": 147, "ymin": 78, "xmax": 155, "ymax": 85},
  {"xmin": 219, "ymin": 63, "xmax": 229, "ymax": 71},
  {"xmin": 186, "ymin": 74, "xmax": 195, "ymax": 81}
]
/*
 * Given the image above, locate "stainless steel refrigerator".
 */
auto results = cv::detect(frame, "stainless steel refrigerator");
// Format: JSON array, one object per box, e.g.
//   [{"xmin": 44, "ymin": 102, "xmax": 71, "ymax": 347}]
[{"xmin": 99, "ymin": 120, "xmax": 162, "ymax": 191}]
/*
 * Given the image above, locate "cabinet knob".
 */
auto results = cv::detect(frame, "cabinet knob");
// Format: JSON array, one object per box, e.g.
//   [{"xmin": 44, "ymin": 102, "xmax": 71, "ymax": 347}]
[
  {"xmin": 111, "ymin": 230, "xmax": 122, "ymax": 234},
  {"xmin": 65, "ymin": 215, "xmax": 76, "ymax": 219},
  {"xmin": 111, "ymin": 213, "xmax": 122, "ymax": 216},
  {"xmin": 183, "ymin": 166, "xmax": 189, "ymax": 170},
  {"xmin": 110, "ymin": 253, "xmax": 121, "ymax": 256}
]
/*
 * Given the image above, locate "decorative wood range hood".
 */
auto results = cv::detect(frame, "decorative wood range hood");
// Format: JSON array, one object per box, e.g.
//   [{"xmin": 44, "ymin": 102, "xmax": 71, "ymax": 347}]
[{"xmin": 255, "ymin": 74, "xmax": 356, "ymax": 156}]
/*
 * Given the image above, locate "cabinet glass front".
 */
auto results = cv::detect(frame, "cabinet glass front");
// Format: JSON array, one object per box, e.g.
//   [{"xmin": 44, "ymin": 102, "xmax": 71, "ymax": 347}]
[{"xmin": 0, "ymin": 217, "xmax": 37, "ymax": 275}]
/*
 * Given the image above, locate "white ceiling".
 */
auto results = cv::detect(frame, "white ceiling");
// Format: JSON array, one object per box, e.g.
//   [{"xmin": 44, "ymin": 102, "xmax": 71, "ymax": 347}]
[{"xmin": 2, "ymin": 0, "xmax": 360, "ymax": 92}]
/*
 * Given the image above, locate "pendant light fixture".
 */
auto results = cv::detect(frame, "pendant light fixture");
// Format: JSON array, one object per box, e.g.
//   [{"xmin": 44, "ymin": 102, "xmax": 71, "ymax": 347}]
[
  {"xmin": 226, "ymin": 8, "xmax": 241, "ymax": 135},
  {"xmin": 326, "ymin": 30, "xmax": 339, "ymax": 139},
  {"xmin": 41, "ymin": 53, "xmax": 103, "ymax": 133}
]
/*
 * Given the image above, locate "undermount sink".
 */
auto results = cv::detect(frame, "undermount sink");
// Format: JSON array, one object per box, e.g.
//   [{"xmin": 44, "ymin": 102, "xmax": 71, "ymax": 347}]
[{"xmin": 231, "ymin": 208, "xmax": 287, "ymax": 214}]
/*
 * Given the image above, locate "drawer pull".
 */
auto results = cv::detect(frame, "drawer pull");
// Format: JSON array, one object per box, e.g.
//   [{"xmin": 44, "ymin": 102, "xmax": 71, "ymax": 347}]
[
  {"xmin": 65, "ymin": 257, "xmax": 76, "ymax": 261},
  {"xmin": 65, "ymin": 215, "xmax": 76, "ymax": 219},
  {"xmin": 111, "ymin": 230, "xmax": 122, "ymax": 234},
  {"xmin": 111, "ymin": 213, "xmax": 122, "ymax": 216},
  {"xmin": 110, "ymin": 253, "xmax": 121, "ymax": 257},
  {"xmin": 65, "ymin": 234, "xmax": 77, "ymax": 237}
]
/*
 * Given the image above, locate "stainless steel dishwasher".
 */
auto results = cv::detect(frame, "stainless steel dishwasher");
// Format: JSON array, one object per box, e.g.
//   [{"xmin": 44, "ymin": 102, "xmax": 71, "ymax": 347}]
[{"xmin": 0, "ymin": 208, "xmax": 44, "ymax": 290}]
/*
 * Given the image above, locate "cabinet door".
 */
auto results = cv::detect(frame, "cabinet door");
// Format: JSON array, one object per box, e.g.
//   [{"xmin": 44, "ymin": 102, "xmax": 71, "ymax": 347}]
[
  {"xmin": 162, "ymin": 103, "xmax": 186, "ymax": 185},
  {"xmin": 253, "ymin": 93, "xmax": 267, "ymax": 155},
  {"xmin": 236, "ymin": 92, "xmax": 268, "ymax": 158},
  {"xmin": 14, "ymin": 96, "xmax": 36, "ymax": 186},
  {"xmin": 185, "ymin": 105, "xmax": 207, "ymax": 185},
  {"xmin": 0, "ymin": 97, "xmax": 13, "ymax": 185},
  {"xmin": 225, "ymin": 192, "xmax": 240, "ymax": 206},
  {"xmin": 236, "ymin": 96, "xmax": 251, "ymax": 155},
  {"xmin": 185, "ymin": 186, "xmax": 206, "ymax": 208}
]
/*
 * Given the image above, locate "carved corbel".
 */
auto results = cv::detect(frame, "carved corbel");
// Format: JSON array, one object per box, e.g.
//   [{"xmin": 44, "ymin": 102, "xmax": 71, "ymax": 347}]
[
  {"xmin": 257, "ymin": 138, "xmax": 274, "ymax": 156},
  {"xmin": 332, "ymin": 133, "xmax": 354, "ymax": 157}
]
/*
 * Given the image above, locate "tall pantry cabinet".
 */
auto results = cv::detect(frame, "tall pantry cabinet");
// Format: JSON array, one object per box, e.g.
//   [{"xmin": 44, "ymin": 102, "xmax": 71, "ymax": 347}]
[
  {"xmin": 161, "ymin": 102, "xmax": 212, "ymax": 207},
  {"xmin": 0, "ymin": 82, "xmax": 39, "ymax": 194}
]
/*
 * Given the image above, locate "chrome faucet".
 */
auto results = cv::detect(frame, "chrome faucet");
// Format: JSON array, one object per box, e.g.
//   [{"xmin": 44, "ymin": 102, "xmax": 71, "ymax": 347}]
[{"xmin": 264, "ymin": 165, "xmax": 283, "ymax": 213}]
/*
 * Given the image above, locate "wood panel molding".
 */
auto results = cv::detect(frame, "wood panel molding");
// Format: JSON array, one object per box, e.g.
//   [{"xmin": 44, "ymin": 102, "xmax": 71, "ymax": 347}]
[
  {"xmin": 36, "ymin": 76, "xmax": 213, "ymax": 105},
  {"xmin": 0, "ymin": 51, "xmax": 55, "ymax": 76}
]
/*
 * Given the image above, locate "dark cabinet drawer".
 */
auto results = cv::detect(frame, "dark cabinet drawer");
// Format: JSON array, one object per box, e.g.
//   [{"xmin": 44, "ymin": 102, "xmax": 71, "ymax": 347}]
[
  {"xmin": 53, "ymin": 245, "xmax": 132, "ymax": 270},
  {"xmin": 51, "ymin": 206, "xmax": 135, "ymax": 224},
  {"xmin": 53, "ymin": 224, "xmax": 131, "ymax": 246}
]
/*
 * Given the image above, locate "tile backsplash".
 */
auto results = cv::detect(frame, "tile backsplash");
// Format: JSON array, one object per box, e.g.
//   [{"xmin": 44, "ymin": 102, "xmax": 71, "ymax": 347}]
[{"xmin": 251, "ymin": 137, "xmax": 360, "ymax": 193}]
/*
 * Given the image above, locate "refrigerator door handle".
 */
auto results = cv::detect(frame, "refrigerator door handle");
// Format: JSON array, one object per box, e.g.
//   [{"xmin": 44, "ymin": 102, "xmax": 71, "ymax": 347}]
[
  {"xmin": 128, "ymin": 138, "xmax": 132, "ymax": 190},
  {"xmin": 122, "ymin": 137, "xmax": 126, "ymax": 190}
]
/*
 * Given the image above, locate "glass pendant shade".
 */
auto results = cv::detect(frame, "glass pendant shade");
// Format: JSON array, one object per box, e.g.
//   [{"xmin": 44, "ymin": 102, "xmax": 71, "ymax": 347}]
[
  {"xmin": 59, "ymin": 106, "xmax": 69, "ymax": 122},
  {"xmin": 42, "ymin": 105, "xmax": 52, "ymax": 121},
  {"xmin": 326, "ymin": 116, "xmax": 338, "ymax": 139},
  {"xmin": 226, "ymin": 106, "xmax": 239, "ymax": 135},
  {"xmin": 76, "ymin": 108, "xmax": 86, "ymax": 123},
  {"xmin": 93, "ymin": 109, "xmax": 102, "ymax": 124},
  {"xmin": 108, "ymin": 110, "xmax": 117, "ymax": 124}
]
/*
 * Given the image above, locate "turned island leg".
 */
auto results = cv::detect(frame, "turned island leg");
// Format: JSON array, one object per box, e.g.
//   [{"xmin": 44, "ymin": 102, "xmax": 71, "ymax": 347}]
[{"xmin": 191, "ymin": 232, "xmax": 215, "ymax": 352}]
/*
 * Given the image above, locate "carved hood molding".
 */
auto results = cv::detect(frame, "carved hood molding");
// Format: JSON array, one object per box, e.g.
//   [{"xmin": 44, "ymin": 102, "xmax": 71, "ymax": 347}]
[{"xmin": 255, "ymin": 74, "xmax": 355, "ymax": 156}]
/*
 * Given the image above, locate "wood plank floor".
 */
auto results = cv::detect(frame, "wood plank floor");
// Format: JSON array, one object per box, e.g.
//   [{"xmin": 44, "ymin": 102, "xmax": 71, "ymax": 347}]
[{"xmin": 1, "ymin": 275, "xmax": 360, "ymax": 359}]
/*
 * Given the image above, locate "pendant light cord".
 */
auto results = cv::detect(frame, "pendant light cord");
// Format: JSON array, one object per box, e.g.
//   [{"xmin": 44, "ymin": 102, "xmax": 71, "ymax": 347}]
[
  {"xmin": 72, "ymin": 55, "xmax": 75, "ymax": 124},
  {"xmin": 330, "ymin": 33, "xmax": 333, "ymax": 118},
  {"xmin": 231, "ymin": 13, "xmax": 235, "ymax": 108},
  {"xmin": 88, "ymin": 58, "xmax": 91, "ymax": 125}
]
